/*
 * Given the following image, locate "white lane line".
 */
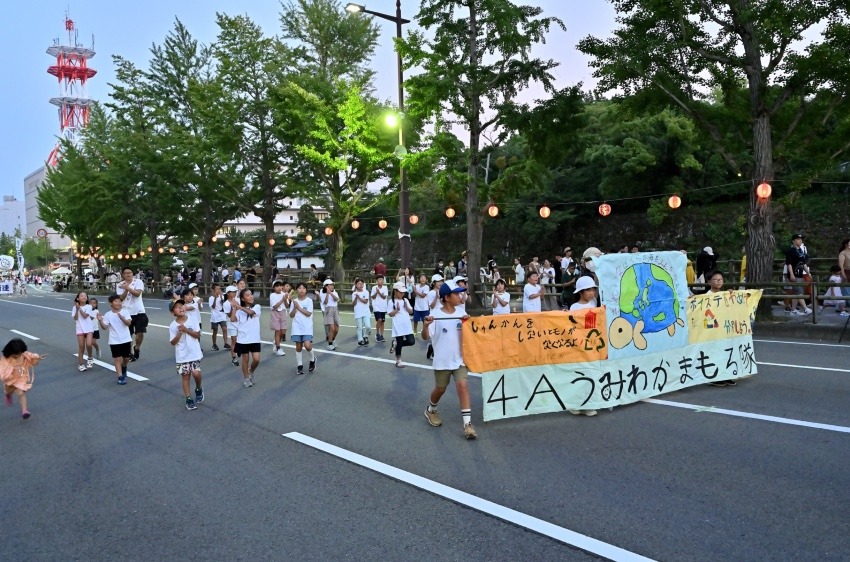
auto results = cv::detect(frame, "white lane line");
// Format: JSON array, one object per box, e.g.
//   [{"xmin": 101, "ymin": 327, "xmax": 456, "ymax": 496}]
[
  {"xmin": 643, "ymin": 399, "xmax": 850, "ymax": 434},
  {"xmin": 758, "ymin": 361, "xmax": 848, "ymax": 373},
  {"xmin": 3, "ymin": 299, "xmax": 849, "ymax": 433},
  {"xmin": 283, "ymin": 431, "xmax": 655, "ymax": 562},
  {"xmin": 74, "ymin": 353, "xmax": 149, "ymax": 381},
  {"xmin": 754, "ymin": 339, "xmax": 849, "ymax": 348},
  {"xmin": 10, "ymin": 329, "xmax": 40, "ymax": 340}
]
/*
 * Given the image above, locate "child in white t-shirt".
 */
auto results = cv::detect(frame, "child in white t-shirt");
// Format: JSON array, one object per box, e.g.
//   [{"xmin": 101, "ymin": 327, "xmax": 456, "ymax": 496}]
[
  {"xmin": 290, "ymin": 282, "xmax": 316, "ymax": 375},
  {"xmin": 568, "ymin": 276, "xmax": 599, "ymax": 417},
  {"xmin": 168, "ymin": 298, "xmax": 204, "ymax": 410},
  {"xmin": 370, "ymin": 274, "xmax": 389, "ymax": 342},
  {"xmin": 97, "ymin": 293, "xmax": 133, "ymax": 385},
  {"xmin": 413, "ymin": 274, "xmax": 431, "ymax": 333},
  {"xmin": 491, "ymin": 279, "xmax": 511, "ymax": 315},
  {"xmin": 72, "ymin": 291, "xmax": 94, "ymax": 372},
  {"xmin": 822, "ymin": 265, "xmax": 849, "ymax": 315},
  {"xmin": 231, "ymin": 288, "xmax": 262, "ymax": 388},
  {"xmin": 352, "ymin": 277, "xmax": 372, "ymax": 346},
  {"xmin": 208, "ymin": 283, "xmax": 228, "ymax": 351}
]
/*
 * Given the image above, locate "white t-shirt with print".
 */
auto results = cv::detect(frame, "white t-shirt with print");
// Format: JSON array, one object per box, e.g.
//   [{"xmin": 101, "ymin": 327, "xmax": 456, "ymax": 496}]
[
  {"xmin": 71, "ymin": 304, "xmax": 94, "ymax": 334},
  {"xmin": 209, "ymin": 295, "xmax": 226, "ymax": 323},
  {"xmin": 185, "ymin": 296, "xmax": 202, "ymax": 326},
  {"xmin": 101, "ymin": 309, "xmax": 132, "ymax": 344},
  {"xmin": 390, "ymin": 299, "xmax": 413, "ymax": 337},
  {"xmin": 352, "ymin": 289, "xmax": 371, "ymax": 318},
  {"xmin": 523, "ymin": 283, "xmax": 542, "ymax": 313},
  {"xmin": 289, "ymin": 297, "xmax": 314, "ymax": 336},
  {"xmin": 235, "ymin": 304, "xmax": 262, "ymax": 344},
  {"xmin": 413, "ymin": 283, "xmax": 430, "ymax": 311},
  {"xmin": 169, "ymin": 317, "xmax": 203, "ymax": 363},
  {"xmin": 117, "ymin": 279, "xmax": 146, "ymax": 315},
  {"xmin": 429, "ymin": 306, "xmax": 464, "ymax": 370},
  {"xmin": 370, "ymin": 285, "xmax": 389, "ymax": 313},
  {"xmin": 491, "ymin": 292, "xmax": 511, "ymax": 315}
]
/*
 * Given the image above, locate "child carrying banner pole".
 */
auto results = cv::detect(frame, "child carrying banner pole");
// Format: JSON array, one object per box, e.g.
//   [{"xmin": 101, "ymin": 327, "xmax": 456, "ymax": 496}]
[{"xmin": 421, "ymin": 280, "xmax": 477, "ymax": 440}]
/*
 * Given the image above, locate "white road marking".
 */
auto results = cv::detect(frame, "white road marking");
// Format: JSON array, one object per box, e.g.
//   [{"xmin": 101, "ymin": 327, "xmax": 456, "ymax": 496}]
[
  {"xmin": 74, "ymin": 354, "xmax": 149, "ymax": 381},
  {"xmin": 10, "ymin": 329, "xmax": 40, "ymax": 340},
  {"xmin": 643, "ymin": 399, "xmax": 850, "ymax": 434},
  {"xmin": 283, "ymin": 431, "xmax": 655, "ymax": 562},
  {"xmin": 757, "ymin": 361, "xmax": 848, "ymax": 373},
  {"xmin": 3, "ymin": 299, "xmax": 848, "ymax": 433},
  {"xmin": 754, "ymin": 339, "xmax": 849, "ymax": 348}
]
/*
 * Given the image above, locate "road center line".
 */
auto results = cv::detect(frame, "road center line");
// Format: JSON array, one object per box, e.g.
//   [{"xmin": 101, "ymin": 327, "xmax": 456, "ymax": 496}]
[
  {"xmin": 283, "ymin": 431, "xmax": 655, "ymax": 562},
  {"xmin": 643, "ymin": 399, "xmax": 850, "ymax": 434},
  {"xmin": 74, "ymin": 353, "xmax": 148, "ymax": 381}
]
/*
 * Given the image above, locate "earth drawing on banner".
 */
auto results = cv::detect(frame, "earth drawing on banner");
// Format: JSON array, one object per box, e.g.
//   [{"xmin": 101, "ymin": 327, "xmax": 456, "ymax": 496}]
[{"xmin": 597, "ymin": 251, "xmax": 689, "ymax": 358}]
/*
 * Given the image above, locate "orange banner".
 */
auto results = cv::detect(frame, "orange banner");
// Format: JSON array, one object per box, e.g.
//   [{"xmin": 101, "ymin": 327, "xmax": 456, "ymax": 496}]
[{"xmin": 461, "ymin": 308, "xmax": 609, "ymax": 373}]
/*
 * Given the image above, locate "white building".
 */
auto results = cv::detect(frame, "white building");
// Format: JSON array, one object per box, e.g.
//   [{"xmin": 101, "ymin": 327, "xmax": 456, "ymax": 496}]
[
  {"xmin": 221, "ymin": 196, "xmax": 329, "ymax": 236},
  {"xmin": 0, "ymin": 195, "xmax": 24, "ymax": 237},
  {"xmin": 23, "ymin": 165, "xmax": 73, "ymax": 249}
]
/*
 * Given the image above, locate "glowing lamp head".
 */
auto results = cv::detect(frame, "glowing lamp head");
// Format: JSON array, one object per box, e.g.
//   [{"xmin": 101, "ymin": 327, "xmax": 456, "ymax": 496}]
[
  {"xmin": 158, "ymin": 247, "xmax": 164, "ymax": 254},
  {"xmin": 182, "ymin": 245, "xmax": 189, "ymax": 251},
  {"xmin": 487, "ymin": 205, "xmax": 499, "ymax": 217},
  {"xmin": 668, "ymin": 194, "xmax": 682, "ymax": 209},
  {"xmin": 351, "ymin": 219, "xmax": 360, "ymax": 230},
  {"xmin": 385, "ymin": 114, "xmax": 398, "ymax": 128},
  {"xmin": 147, "ymin": 246, "xmax": 152, "ymax": 252},
  {"xmin": 539, "ymin": 205, "xmax": 551, "ymax": 219},
  {"xmin": 252, "ymin": 241, "xmax": 260, "ymax": 248},
  {"xmin": 445, "ymin": 207, "xmax": 456, "ymax": 219},
  {"xmin": 599, "ymin": 203, "xmax": 612, "ymax": 217},
  {"xmin": 286, "ymin": 238, "xmax": 294, "ymax": 246},
  {"xmin": 169, "ymin": 247, "xmax": 176, "ymax": 254},
  {"xmin": 224, "ymin": 240, "xmax": 231, "ymax": 247},
  {"xmin": 324, "ymin": 226, "xmax": 334, "ymax": 236},
  {"xmin": 211, "ymin": 236, "xmax": 218, "ymax": 243},
  {"xmin": 197, "ymin": 241, "xmax": 203, "ymax": 247},
  {"xmin": 756, "ymin": 182, "xmax": 772, "ymax": 199},
  {"xmin": 238, "ymin": 242, "xmax": 245, "ymax": 249},
  {"xmin": 305, "ymin": 234, "xmax": 313, "ymax": 242},
  {"xmin": 268, "ymin": 238, "xmax": 275, "ymax": 246},
  {"xmin": 409, "ymin": 214, "xmax": 419, "ymax": 225},
  {"xmin": 378, "ymin": 219, "xmax": 388, "ymax": 229}
]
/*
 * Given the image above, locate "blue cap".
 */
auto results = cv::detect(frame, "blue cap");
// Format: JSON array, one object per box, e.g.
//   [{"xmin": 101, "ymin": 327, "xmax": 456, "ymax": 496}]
[{"xmin": 439, "ymin": 280, "xmax": 467, "ymax": 298}]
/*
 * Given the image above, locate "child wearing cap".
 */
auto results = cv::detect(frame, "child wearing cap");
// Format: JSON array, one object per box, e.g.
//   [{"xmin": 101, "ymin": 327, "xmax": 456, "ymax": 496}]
[
  {"xmin": 97, "ymin": 294, "xmax": 133, "ymax": 385},
  {"xmin": 222, "ymin": 285, "xmax": 239, "ymax": 365},
  {"xmin": 352, "ymin": 277, "xmax": 372, "ymax": 346},
  {"xmin": 290, "ymin": 282, "xmax": 317, "ymax": 375},
  {"xmin": 388, "ymin": 281, "xmax": 415, "ymax": 367},
  {"xmin": 569, "ymin": 277, "xmax": 599, "ymax": 417},
  {"xmin": 422, "ymin": 280, "xmax": 476, "ymax": 439},
  {"xmin": 452, "ymin": 276, "xmax": 468, "ymax": 314},
  {"xmin": 370, "ymin": 274, "xmax": 389, "ymax": 342},
  {"xmin": 231, "ymin": 288, "xmax": 262, "ymax": 388},
  {"xmin": 208, "ymin": 283, "xmax": 227, "ymax": 351},
  {"xmin": 269, "ymin": 280, "xmax": 289, "ymax": 356},
  {"xmin": 412, "ymin": 274, "xmax": 430, "ymax": 334},
  {"xmin": 168, "ymin": 298, "xmax": 204, "ymax": 410},
  {"xmin": 319, "ymin": 279, "xmax": 340, "ymax": 351}
]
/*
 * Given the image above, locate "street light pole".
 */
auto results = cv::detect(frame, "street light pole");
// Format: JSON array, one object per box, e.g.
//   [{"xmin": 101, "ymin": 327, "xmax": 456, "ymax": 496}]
[{"xmin": 345, "ymin": 1, "xmax": 411, "ymax": 268}]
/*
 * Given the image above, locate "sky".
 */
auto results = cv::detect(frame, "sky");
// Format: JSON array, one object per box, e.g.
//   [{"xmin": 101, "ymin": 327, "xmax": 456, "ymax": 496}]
[{"xmin": 0, "ymin": 0, "xmax": 617, "ymax": 201}]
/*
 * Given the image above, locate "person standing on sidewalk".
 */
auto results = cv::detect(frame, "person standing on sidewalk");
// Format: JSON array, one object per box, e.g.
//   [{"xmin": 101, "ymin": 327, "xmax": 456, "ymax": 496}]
[
  {"xmin": 422, "ymin": 280, "xmax": 476, "ymax": 440},
  {"xmin": 783, "ymin": 234, "xmax": 812, "ymax": 315}
]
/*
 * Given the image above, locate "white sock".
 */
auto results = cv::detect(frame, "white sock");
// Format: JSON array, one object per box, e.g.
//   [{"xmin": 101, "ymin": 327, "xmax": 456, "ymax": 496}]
[
  {"xmin": 297, "ymin": 352, "xmax": 303, "ymax": 367},
  {"xmin": 310, "ymin": 350, "xmax": 316, "ymax": 361}
]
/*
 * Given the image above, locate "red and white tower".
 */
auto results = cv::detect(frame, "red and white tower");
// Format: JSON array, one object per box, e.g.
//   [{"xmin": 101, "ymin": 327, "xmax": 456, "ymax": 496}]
[{"xmin": 46, "ymin": 14, "xmax": 96, "ymax": 167}]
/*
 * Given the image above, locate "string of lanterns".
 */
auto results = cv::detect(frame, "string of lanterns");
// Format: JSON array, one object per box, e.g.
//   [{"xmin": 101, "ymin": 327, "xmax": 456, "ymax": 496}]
[{"xmin": 85, "ymin": 181, "xmax": 775, "ymax": 260}]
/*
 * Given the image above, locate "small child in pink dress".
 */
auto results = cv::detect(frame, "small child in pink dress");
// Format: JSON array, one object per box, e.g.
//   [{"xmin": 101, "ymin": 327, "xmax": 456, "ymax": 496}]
[{"xmin": 1, "ymin": 338, "xmax": 45, "ymax": 420}]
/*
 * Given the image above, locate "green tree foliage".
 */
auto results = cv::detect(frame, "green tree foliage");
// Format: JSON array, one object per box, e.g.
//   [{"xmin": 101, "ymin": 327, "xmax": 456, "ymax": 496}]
[
  {"xmin": 578, "ymin": 0, "xmax": 850, "ymax": 307},
  {"xmin": 399, "ymin": 0, "xmax": 565, "ymax": 297}
]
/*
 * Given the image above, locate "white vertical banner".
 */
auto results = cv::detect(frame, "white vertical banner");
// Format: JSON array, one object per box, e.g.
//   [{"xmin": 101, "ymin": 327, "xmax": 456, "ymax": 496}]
[{"xmin": 15, "ymin": 237, "xmax": 25, "ymax": 283}]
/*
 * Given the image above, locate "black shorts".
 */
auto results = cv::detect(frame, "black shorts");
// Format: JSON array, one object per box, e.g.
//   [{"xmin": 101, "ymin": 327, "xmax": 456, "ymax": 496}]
[
  {"xmin": 373, "ymin": 312, "xmax": 386, "ymax": 321},
  {"xmin": 129, "ymin": 313, "xmax": 149, "ymax": 335},
  {"xmin": 92, "ymin": 330, "xmax": 100, "ymax": 340},
  {"xmin": 110, "ymin": 342, "xmax": 133, "ymax": 359},
  {"xmin": 234, "ymin": 342, "xmax": 261, "ymax": 355}
]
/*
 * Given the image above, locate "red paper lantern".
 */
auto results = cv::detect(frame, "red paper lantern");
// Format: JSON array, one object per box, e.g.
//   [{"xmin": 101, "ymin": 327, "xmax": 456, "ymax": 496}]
[
  {"xmin": 668, "ymin": 194, "xmax": 682, "ymax": 209},
  {"xmin": 598, "ymin": 203, "xmax": 612, "ymax": 217},
  {"xmin": 756, "ymin": 182, "xmax": 772, "ymax": 199}
]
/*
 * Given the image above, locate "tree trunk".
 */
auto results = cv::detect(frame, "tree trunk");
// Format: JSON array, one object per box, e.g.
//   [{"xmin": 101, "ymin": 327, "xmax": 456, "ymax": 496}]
[
  {"xmin": 464, "ymin": 1, "xmax": 484, "ymax": 306},
  {"xmin": 746, "ymin": 112, "xmax": 776, "ymax": 319}
]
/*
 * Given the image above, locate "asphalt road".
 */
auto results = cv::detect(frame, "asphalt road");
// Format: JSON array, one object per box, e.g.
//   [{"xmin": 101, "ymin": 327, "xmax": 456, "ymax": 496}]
[{"xmin": 1, "ymin": 286, "xmax": 848, "ymax": 561}]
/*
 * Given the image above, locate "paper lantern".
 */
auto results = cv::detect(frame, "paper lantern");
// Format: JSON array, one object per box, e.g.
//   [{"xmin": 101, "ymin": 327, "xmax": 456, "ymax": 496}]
[
  {"xmin": 169, "ymin": 247, "xmax": 176, "ymax": 254},
  {"xmin": 238, "ymin": 242, "xmax": 245, "ymax": 249},
  {"xmin": 351, "ymin": 219, "xmax": 360, "ymax": 230},
  {"xmin": 539, "ymin": 205, "xmax": 551, "ymax": 219},
  {"xmin": 146, "ymin": 246, "xmax": 152, "ymax": 252},
  {"xmin": 305, "ymin": 234, "xmax": 313, "ymax": 242},
  {"xmin": 324, "ymin": 226, "xmax": 334, "ymax": 236},
  {"xmin": 158, "ymin": 248, "xmax": 164, "ymax": 254},
  {"xmin": 197, "ymin": 241, "xmax": 203, "ymax": 247},
  {"xmin": 409, "ymin": 214, "xmax": 419, "ymax": 225},
  {"xmin": 182, "ymin": 245, "xmax": 189, "ymax": 251},
  {"xmin": 378, "ymin": 219, "xmax": 388, "ymax": 229},
  {"xmin": 488, "ymin": 205, "xmax": 499, "ymax": 217},
  {"xmin": 211, "ymin": 236, "xmax": 218, "ymax": 243},
  {"xmin": 756, "ymin": 182, "xmax": 772, "ymax": 199},
  {"xmin": 109, "ymin": 255, "xmax": 114, "ymax": 260},
  {"xmin": 116, "ymin": 254, "xmax": 122, "ymax": 260},
  {"xmin": 224, "ymin": 240, "xmax": 231, "ymax": 247},
  {"xmin": 252, "ymin": 241, "xmax": 260, "ymax": 248},
  {"xmin": 139, "ymin": 251, "xmax": 145, "ymax": 257},
  {"xmin": 668, "ymin": 194, "xmax": 682, "ymax": 209},
  {"xmin": 445, "ymin": 207, "xmax": 456, "ymax": 218},
  {"xmin": 286, "ymin": 238, "xmax": 294, "ymax": 246},
  {"xmin": 599, "ymin": 203, "xmax": 612, "ymax": 217},
  {"xmin": 268, "ymin": 238, "xmax": 275, "ymax": 246},
  {"xmin": 131, "ymin": 253, "xmax": 137, "ymax": 259}
]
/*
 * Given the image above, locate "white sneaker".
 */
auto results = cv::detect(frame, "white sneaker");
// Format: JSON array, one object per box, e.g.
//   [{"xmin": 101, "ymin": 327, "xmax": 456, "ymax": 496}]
[
  {"xmin": 78, "ymin": 364, "xmax": 87, "ymax": 372},
  {"xmin": 275, "ymin": 348, "xmax": 286, "ymax": 356},
  {"xmin": 802, "ymin": 308, "xmax": 812, "ymax": 315},
  {"xmin": 328, "ymin": 343, "xmax": 336, "ymax": 351},
  {"xmin": 790, "ymin": 310, "xmax": 803, "ymax": 316},
  {"xmin": 86, "ymin": 359, "xmax": 94, "ymax": 369}
]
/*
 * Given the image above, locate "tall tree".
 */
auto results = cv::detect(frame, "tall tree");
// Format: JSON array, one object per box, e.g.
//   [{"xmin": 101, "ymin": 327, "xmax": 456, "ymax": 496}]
[
  {"xmin": 578, "ymin": 0, "xmax": 850, "ymax": 313},
  {"xmin": 399, "ymin": 0, "xmax": 565, "ymax": 299}
]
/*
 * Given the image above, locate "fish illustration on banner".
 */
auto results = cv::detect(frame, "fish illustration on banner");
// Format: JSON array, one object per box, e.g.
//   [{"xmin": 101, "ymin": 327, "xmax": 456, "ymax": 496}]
[{"xmin": 596, "ymin": 252, "xmax": 689, "ymax": 358}]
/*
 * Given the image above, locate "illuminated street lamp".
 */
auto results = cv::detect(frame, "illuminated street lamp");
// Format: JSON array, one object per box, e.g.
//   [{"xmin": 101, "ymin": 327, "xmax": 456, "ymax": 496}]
[{"xmin": 346, "ymin": 1, "xmax": 412, "ymax": 267}]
